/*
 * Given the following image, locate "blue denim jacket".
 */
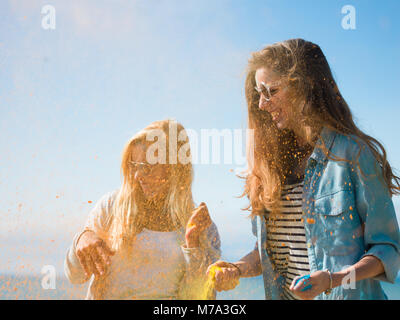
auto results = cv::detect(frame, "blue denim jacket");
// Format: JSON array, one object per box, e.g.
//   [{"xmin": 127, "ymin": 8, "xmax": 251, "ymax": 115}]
[{"xmin": 252, "ymin": 126, "xmax": 400, "ymax": 300}]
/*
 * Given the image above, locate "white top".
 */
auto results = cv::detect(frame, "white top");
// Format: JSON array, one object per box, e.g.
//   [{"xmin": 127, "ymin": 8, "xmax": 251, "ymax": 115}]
[
  {"xmin": 264, "ymin": 181, "xmax": 311, "ymax": 300},
  {"xmin": 103, "ymin": 228, "xmax": 185, "ymax": 299},
  {"xmin": 64, "ymin": 191, "xmax": 221, "ymax": 300}
]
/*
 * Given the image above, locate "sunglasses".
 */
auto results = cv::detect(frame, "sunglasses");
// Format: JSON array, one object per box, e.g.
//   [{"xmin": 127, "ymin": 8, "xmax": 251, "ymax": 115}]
[
  {"xmin": 130, "ymin": 161, "xmax": 171, "ymax": 175},
  {"xmin": 254, "ymin": 81, "xmax": 282, "ymax": 102},
  {"xmin": 130, "ymin": 161, "xmax": 156, "ymax": 175}
]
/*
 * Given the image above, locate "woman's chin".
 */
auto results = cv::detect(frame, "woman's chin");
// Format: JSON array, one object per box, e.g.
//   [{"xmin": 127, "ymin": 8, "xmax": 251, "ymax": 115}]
[
  {"xmin": 140, "ymin": 183, "xmax": 169, "ymax": 201},
  {"xmin": 275, "ymin": 121, "xmax": 285, "ymax": 130},
  {"xmin": 275, "ymin": 117, "xmax": 289, "ymax": 130},
  {"xmin": 143, "ymin": 191, "xmax": 158, "ymax": 200}
]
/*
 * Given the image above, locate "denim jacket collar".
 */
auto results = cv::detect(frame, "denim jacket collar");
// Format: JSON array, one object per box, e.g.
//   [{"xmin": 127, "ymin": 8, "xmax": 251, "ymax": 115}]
[{"xmin": 308, "ymin": 126, "xmax": 337, "ymax": 164}]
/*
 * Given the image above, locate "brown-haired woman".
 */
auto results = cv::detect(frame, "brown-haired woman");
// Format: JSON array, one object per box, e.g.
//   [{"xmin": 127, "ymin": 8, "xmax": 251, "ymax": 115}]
[{"xmin": 208, "ymin": 39, "xmax": 400, "ymax": 300}]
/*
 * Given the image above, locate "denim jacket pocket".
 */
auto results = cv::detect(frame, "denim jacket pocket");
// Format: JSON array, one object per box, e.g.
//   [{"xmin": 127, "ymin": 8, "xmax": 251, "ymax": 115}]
[
  {"xmin": 314, "ymin": 190, "xmax": 356, "ymax": 216},
  {"xmin": 313, "ymin": 190, "xmax": 363, "ymax": 257}
]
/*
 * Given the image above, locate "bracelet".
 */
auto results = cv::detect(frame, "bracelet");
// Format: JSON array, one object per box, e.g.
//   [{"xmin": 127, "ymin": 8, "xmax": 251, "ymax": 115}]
[
  {"xmin": 228, "ymin": 263, "xmax": 242, "ymax": 277},
  {"xmin": 324, "ymin": 269, "xmax": 333, "ymax": 295}
]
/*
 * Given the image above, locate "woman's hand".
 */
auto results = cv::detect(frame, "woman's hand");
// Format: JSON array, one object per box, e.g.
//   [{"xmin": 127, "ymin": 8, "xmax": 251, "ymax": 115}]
[
  {"xmin": 206, "ymin": 261, "xmax": 240, "ymax": 292},
  {"xmin": 75, "ymin": 230, "xmax": 116, "ymax": 280},
  {"xmin": 185, "ymin": 202, "xmax": 212, "ymax": 248},
  {"xmin": 289, "ymin": 270, "xmax": 331, "ymax": 300}
]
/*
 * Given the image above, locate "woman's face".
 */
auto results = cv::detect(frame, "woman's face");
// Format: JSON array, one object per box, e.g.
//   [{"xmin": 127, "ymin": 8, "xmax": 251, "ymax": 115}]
[
  {"xmin": 131, "ymin": 143, "xmax": 171, "ymax": 201},
  {"xmin": 255, "ymin": 67, "xmax": 293, "ymax": 130}
]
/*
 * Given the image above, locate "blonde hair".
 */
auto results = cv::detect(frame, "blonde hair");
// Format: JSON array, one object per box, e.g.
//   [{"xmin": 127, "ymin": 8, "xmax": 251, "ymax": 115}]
[{"xmin": 106, "ymin": 119, "xmax": 195, "ymax": 256}]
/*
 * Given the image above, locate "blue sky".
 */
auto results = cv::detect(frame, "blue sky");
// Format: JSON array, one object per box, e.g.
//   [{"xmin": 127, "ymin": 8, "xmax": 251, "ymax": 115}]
[{"xmin": 1, "ymin": 0, "xmax": 399, "ymax": 287}]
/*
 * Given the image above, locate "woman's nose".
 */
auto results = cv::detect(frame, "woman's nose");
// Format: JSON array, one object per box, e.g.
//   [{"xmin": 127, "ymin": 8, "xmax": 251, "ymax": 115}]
[{"xmin": 259, "ymin": 96, "xmax": 268, "ymax": 111}]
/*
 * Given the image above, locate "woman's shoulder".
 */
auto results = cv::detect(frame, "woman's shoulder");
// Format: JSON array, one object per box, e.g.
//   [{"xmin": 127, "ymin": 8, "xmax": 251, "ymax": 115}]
[
  {"xmin": 93, "ymin": 190, "xmax": 119, "ymax": 216},
  {"xmin": 99, "ymin": 189, "xmax": 119, "ymax": 204},
  {"xmin": 85, "ymin": 190, "xmax": 119, "ymax": 234},
  {"xmin": 330, "ymin": 131, "xmax": 374, "ymax": 162},
  {"xmin": 330, "ymin": 131, "xmax": 384, "ymax": 178}
]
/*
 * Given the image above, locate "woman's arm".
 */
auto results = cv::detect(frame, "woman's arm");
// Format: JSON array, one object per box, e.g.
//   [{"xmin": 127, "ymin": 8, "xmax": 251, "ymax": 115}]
[
  {"xmin": 178, "ymin": 224, "xmax": 221, "ymax": 299},
  {"xmin": 350, "ymin": 142, "xmax": 400, "ymax": 283},
  {"xmin": 232, "ymin": 242, "xmax": 263, "ymax": 278},
  {"xmin": 290, "ymin": 255, "xmax": 385, "ymax": 299},
  {"xmin": 207, "ymin": 242, "xmax": 262, "ymax": 292},
  {"xmin": 332, "ymin": 255, "xmax": 384, "ymax": 288},
  {"xmin": 178, "ymin": 203, "xmax": 221, "ymax": 299},
  {"xmin": 64, "ymin": 191, "xmax": 116, "ymax": 284}
]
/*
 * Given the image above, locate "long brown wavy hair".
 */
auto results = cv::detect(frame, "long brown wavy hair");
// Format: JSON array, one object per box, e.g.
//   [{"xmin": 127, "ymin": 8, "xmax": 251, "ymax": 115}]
[{"xmin": 243, "ymin": 38, "xmax": 400, "ymax": 216}]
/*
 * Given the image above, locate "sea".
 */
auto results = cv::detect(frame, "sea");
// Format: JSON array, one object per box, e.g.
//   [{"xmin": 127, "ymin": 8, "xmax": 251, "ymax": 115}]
[{"xmin": 1, "ymin": 274, "xmax": 399, "ymax": 300}]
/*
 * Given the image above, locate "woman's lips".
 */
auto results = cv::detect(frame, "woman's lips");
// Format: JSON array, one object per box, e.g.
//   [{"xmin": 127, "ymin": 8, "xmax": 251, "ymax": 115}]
[
  {"xmin": 270, "ymin": 109, "xmax": 281, "ymax": 121},
  {"xmin": 259, "ymin": 104, "xmax": 284, "ymax": 125},
  {"xmin": 140, "ymin": 182, "xmax": 165, "ymax": 194},
  {"xmin": 141, "ymin": 184, "xmax": 159, "ymax": 190},
  {"xmin": 259, "ymin": 105, "xmax": 281, "ymax": 120},
  {"xmin": 270, "ymin": 111, "xmax": 279, "ymax": 120},
  {"xmin": 140, "ymin": 185, "xmax": 159, "ymax": 198}
]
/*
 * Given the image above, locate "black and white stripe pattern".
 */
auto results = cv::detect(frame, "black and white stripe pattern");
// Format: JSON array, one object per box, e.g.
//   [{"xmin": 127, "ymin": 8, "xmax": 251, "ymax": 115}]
[{"xmin": 264, "ymin": 180, "xmax": 310, "ymax": 300}]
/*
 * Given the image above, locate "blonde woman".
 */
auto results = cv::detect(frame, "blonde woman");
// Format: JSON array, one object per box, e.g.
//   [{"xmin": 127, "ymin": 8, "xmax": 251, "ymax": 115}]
[
  {"xmin": 64, "ymin": 119, "xmax": 220, "ymax": 299},
  {"xmin": 208, "ymin": 39, "xmax": 400, "ymax": 300}
]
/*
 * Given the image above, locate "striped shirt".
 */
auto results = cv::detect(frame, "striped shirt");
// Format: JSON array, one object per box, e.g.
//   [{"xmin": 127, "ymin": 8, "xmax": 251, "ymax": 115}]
[{"xmin": 264, "ymin": 179, "xmax": 310, "ymax": 300}]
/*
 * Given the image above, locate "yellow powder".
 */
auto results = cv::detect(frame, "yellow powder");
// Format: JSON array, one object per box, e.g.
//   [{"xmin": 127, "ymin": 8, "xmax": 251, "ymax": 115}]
[{"xmin": 198, "ymin": 266, "xmax": 223, "ymax": 300}]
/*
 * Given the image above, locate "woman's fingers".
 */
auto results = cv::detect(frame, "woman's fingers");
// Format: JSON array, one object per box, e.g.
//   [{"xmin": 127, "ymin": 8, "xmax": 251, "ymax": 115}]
[
  {"xmin": 189, "ymin": 203, "xmax": 211, "ymax": 229},
  {"xmin": 77, "ymin": 244, "xmax": 112, "ymax": 278},
  {"xmin": 91, "ymin": 247, "xmax": 107, "ymax": 276},
  {"xmin": 75, "ymin": 231, "xmax": 116, "ymax": 279},
  {"xmin": 290, "ymin": 275, "xmax": 300, "ymax": 290},
  {"xmin": 99, "ymin": 241, "xmax": 116, "ymax": 256},
  {"xmin": 76, "ymin": 250, "xmax": 91, "ymax": 278},
  {"xmin": 83, "ymin": 251, "xmax": 99, "ymax": 277},
  {"xmin": 214, "ymin": 269, "xmax": 238, "ymax": 291},
  {"xmin": 297, "ymin": 276, "xmax": 310, "ymax": 291},
  {"xmin": 186, "ymin": 203, "xmax": 211, "ymax": 237},
  {"xmin": 198, "ymin": 203, "xmax": 211, "ymax": 224},
  {"xmin": 290, "ymin": 274, "xmax": 312, "ymax": 297},
  {"xmin": 87, "ymin": 254, "xmax": 101, "ymax": 278},
  {"xmin": 206, "ymin": 260, "xmax": 228, "ymax": 275},
  {"xmin": 92, "ymin": 240, "xmax": 116, "ymax": 276},
  {"xmin": 207, "ymin": 261, "xmax": 239, "ymax": 292},
  {"xmin": 96, "ymin": 244, "xmax": 114, "ymax": 267}
]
